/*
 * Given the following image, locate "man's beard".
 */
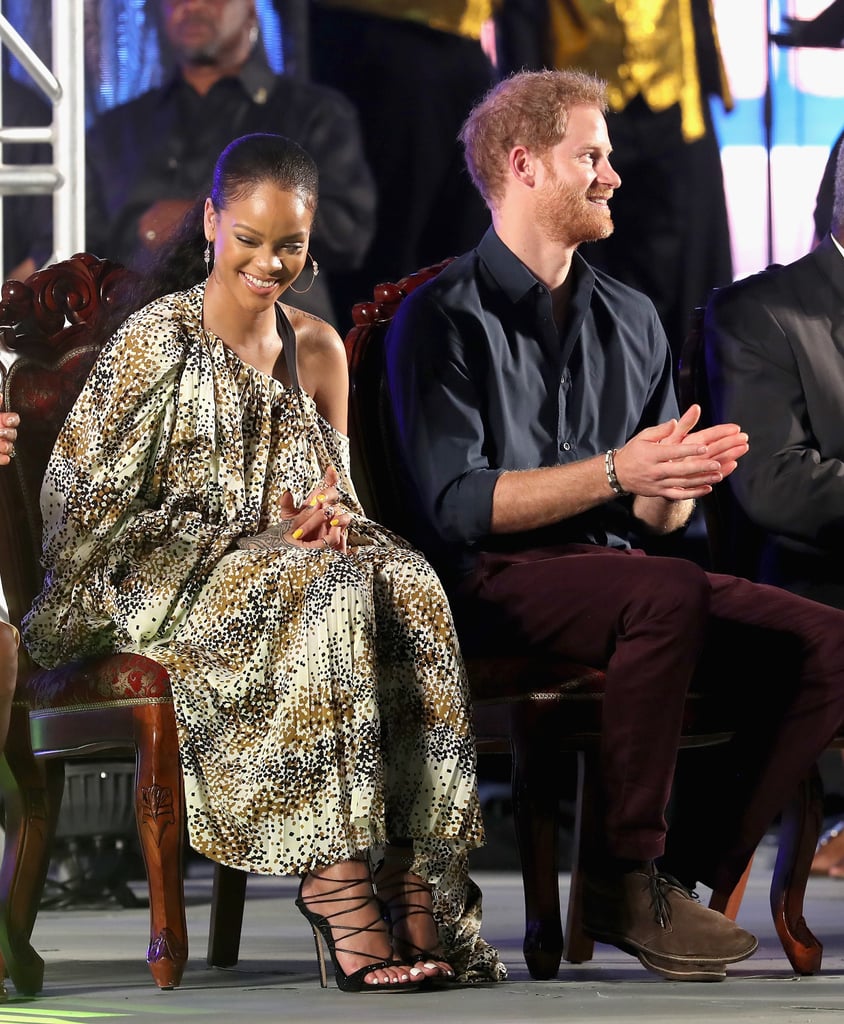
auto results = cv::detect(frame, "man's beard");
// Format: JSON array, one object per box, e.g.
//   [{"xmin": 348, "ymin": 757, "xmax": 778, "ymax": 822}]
[
  {"xmin": 535, "ymin": 180, "xmax": 614, "ymax": 247},
  {"xmin": 182, "ymin": 49, "xmax": 219, "ymax": 65}
]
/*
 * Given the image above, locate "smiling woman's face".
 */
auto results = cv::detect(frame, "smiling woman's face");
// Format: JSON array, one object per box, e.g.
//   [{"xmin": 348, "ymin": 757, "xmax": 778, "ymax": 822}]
[{"xmin": 204, "ymin": 182, "xmax": 314, "ymax": 312}]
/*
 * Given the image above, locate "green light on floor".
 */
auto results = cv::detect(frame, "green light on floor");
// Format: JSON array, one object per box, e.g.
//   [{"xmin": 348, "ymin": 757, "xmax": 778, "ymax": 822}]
[{"xmin": 0, "ymin": 1011, "xmax": 129, "ymax": 1022}]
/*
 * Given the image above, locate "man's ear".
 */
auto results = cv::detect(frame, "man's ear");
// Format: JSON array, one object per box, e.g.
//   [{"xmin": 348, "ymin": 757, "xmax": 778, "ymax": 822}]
[{"xmin": 510, "ymin": 145, "xmax": 539, "ymax": 188}]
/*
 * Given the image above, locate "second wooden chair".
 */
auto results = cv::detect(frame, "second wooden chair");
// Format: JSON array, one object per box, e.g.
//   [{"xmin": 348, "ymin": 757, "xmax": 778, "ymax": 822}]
[{"xmin": 344, "ymin": 261, "xmax": 759, "ymax": 979}]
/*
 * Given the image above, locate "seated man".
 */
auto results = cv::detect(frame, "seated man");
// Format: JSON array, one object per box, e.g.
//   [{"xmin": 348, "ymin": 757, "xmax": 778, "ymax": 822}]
[
  {"xmin": 383, "ymin": 67, "xmax": 844, "ymax": 981},
  {"xmin": 84, "ymin": 0, "xmax": 376, "ymax": 328},
  {"xmin": 704, "ymin": 139, "xmax": 844, "ymax": 875}
]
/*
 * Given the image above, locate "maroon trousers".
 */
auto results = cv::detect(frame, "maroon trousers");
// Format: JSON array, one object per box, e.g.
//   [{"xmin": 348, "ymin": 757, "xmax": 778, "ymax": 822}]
[{"xmin": 456, "ymin": 544, "xmax": 844, "ymax": 889}]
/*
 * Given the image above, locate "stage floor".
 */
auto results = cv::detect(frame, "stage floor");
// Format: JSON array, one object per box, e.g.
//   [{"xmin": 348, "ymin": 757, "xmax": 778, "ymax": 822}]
[{"xmin": 7, "ymin": 832, "xmax": 844, "ymax": 1024}]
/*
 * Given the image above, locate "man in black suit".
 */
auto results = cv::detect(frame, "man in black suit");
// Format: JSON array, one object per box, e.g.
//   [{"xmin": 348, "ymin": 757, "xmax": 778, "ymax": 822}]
[
  {"xmin": 705, "ymin": 134, "xmax": 844, "ymax": 877},
  {"xmin": 705, "ymin": 142, "xmax": 844, "ymax": 608}
]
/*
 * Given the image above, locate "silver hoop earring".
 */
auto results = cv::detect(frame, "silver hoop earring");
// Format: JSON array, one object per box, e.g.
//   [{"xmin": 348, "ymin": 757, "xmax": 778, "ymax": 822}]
[
  {"xmin": 289, "ymin": 252, "xmax": 320, "ymax": 294},
  {"xmin": 204, "ymin": 241, "xmax": 213, "ymax": 277}
]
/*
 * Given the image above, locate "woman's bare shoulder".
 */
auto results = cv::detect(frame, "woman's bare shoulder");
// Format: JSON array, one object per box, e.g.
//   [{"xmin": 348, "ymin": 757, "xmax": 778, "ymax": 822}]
[{"xmin": 282, "ymin": 303, "xmax": 345, "ymax": 358}]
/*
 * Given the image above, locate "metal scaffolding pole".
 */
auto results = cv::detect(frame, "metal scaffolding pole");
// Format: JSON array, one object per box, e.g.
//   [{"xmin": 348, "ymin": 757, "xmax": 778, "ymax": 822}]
[{"xmin": 0, "ymin": 0, "xmax": 85, "ymax": 279}]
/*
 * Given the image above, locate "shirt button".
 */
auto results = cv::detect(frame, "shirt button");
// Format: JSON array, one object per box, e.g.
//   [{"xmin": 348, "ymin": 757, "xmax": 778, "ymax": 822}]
[{"xmin": 560, "ymin": 441, "xmax": 571, "ymax": 452}]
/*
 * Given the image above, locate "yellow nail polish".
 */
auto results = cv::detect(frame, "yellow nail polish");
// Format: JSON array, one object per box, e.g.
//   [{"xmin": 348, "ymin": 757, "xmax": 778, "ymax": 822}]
[
  {"xmin": 330, "ymin": 519, "xmax": 339, "ymax": 527},
  {"xmin": 317, "ymin": 493, "xmax": 327, "ymax": 502},
  {"xmin": 292, "ymin": 528, "xmax": 303, "ymax": 539},
  {"xmin": 308, "ymin": 498, "xmax": 317, "ymax": 507}
]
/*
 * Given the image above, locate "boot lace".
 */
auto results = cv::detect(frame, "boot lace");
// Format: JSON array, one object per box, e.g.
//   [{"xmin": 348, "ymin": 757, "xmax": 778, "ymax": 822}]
[{"xmin": 646, "ymin": 868, "xmax": 700, "ymax": 929}]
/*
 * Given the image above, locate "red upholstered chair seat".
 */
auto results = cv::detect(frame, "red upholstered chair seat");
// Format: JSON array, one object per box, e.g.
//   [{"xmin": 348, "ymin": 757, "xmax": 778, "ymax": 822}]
[{"xmin": 25, "ymin": 655, "xmax": 172, "ymax": 711}]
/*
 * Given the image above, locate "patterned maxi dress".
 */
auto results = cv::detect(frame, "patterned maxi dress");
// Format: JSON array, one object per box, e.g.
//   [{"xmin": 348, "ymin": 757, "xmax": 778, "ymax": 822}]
[{"xmin": 22, "ymin": 282, "xmax": 504, "ymax": 982}]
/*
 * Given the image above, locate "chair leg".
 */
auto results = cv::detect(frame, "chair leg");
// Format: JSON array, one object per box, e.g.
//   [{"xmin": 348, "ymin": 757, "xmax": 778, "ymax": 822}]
[
  {"xmin": 207, "ymin": 864, "xmax": 248, "ymax": 968},
  {"xmin": 510, "ymin": 703, "xmax": 564, "ymax": 980},
  {"xmin": 768, "ymin": 766, "xmax": 824, "ymax": 975},
  {"xmin": 563, "ymin": 749, "xmax": 597, "ymax": 965},
  {"xmin": 709, "ymin": 854, "xmax": 753, "ymax": 919},
  {"xmin": 133, "ymin": 703, "xmax": 188, "ymax": 989},
  {"xmin": 0, "ymin": 710, "xmax": 62, "ymax": 996}
]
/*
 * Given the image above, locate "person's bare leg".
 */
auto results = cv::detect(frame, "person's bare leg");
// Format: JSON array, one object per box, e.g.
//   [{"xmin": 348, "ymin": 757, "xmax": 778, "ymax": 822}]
[{"xmin": 374, "ymin": 843, "xmax": 455, "ymax": 980}]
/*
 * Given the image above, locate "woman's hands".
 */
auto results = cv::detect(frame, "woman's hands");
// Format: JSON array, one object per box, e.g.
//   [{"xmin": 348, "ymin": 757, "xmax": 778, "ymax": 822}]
[
  {"xmin": 278, "ymin": 465, "xmax": 354, "ymax": 554},
  {"xmin": 0, "ymin": 400, "xmax": 19, "ymax": 467}
]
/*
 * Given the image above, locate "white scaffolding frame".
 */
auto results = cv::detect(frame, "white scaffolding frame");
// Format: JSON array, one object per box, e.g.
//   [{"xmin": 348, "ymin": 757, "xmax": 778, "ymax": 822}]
[{"xmin": 0, "ymin": 0, "xmax": 85, "ymax": 280}]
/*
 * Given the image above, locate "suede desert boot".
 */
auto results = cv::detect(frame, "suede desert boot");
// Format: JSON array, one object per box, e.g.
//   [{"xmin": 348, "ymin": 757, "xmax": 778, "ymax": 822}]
[{"xmin": 583, "ymin": 860, "xmax": 758, "ymax": 981}]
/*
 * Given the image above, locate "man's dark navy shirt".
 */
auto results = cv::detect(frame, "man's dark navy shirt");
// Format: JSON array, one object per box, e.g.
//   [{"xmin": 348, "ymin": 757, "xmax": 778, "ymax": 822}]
[{"xmin": 384, "ymin": 228, "xmax": 678, "ymax": 579}]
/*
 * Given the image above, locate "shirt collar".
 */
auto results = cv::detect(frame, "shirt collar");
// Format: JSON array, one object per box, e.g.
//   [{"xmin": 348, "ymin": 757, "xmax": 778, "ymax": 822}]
[
  {"xmin": 237, "ymin": 45, "xmax": 277, "ymax": 104},
  {"xmin": 477, "ymin": 226, "xmax": 596, "ymax": 308},
  {"xmin": 160, "ymin": 45, "xmax": 277, "ymax": 106}
]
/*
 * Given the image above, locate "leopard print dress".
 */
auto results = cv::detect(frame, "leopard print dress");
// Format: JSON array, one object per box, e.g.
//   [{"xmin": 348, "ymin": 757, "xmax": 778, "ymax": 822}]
[{"xmin": 23, "ymin": 282, "xmax": 505, "ymax": 982}]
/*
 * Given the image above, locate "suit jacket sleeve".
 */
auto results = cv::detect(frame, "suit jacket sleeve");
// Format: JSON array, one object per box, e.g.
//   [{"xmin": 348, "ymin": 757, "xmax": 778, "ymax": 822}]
[{"xmin": 704, "ymin": 255, "xmax": 844, "ymax": 549}]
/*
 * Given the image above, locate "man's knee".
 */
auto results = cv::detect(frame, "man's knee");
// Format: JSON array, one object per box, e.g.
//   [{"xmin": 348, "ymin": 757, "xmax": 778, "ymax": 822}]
[{"xmin": 635, "ymin": 556, "xmax": 711, "ymax": 625}]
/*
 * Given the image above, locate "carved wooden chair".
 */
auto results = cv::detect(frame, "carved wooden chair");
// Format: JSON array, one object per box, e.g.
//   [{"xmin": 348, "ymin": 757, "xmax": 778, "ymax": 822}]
[
  {"xmin": 344, "ymin": 261, "xmax": 760, "ymax": 979},
  {"xmin": 679, "ymin": 302, "xmax": 832, "ymax": 975},
  {"xmin": 0, "ymin": 253, "xmax": 246, "ymax": 996}
]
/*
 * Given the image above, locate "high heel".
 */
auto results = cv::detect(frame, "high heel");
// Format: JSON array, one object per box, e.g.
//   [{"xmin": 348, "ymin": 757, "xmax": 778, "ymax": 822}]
[
  {"xmin": 374, "ymin": 851, "xmax": 456, "ymax": 984},
  {"xmin": 295, "ymin": 869, "xmax": 420, "ymax": 993}
]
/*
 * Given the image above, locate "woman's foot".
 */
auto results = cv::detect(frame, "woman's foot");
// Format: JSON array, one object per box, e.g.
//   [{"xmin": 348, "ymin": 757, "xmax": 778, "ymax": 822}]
[
  {"xmin": 374, "ymin": 847, "xmax": 455, "ymax": 982},
  {"xmin": 297, "ymin": 861, "xmax": 420, "ymax": 989},
  {"xmin": 812, "ymin": 822, "xmax": 844, "ymax": 876}
]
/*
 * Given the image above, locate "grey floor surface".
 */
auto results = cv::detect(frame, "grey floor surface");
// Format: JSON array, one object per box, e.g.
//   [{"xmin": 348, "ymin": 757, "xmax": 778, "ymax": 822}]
[{"xmin": 4, "ymin": 834, "xmax": 844, "ymax": 1024}]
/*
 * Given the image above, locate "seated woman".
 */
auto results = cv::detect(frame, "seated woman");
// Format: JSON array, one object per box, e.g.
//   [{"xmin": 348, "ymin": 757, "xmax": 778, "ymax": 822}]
[{"xmin": 21, "ymin": 133, "xmax": 505, "ymax": 992}]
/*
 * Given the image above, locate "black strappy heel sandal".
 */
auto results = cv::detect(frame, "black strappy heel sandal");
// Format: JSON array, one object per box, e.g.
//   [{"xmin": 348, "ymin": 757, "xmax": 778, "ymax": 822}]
[{"xmin": 295, "ymin": 868, "xmax": 420, "ymax": 993}]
